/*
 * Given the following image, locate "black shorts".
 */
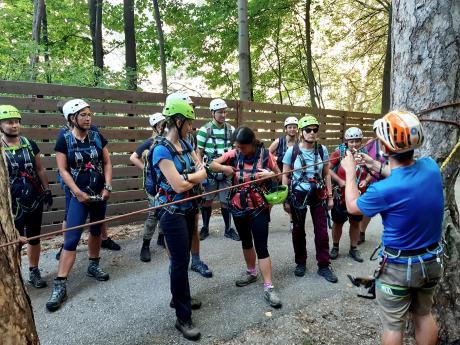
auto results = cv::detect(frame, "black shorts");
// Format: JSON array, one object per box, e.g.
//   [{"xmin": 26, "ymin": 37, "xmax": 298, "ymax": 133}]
[
  {"xmin": 331, "ymin": 201, "xmax": 363, "ymax": 224},
  {"xmin": 14, "ymin": 202, "xmax": 43, "ymax": 245}
]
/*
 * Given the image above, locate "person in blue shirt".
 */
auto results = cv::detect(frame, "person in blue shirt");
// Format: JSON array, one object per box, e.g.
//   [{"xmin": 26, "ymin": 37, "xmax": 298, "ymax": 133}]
[
  {"xmin": 341, "ymin": 110, "xmax": 444, "ymax": 345},
  {"xmin": 152, "ymin": 99, "xmax": 207, "ymax": 341}
]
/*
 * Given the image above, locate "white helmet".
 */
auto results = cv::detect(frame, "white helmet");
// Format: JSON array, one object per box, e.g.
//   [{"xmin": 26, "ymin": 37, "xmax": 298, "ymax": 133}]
[
  {"xmin": 166, "ymin": 92, "xmax": 193, "ymax": 105},
  {"xmin": 62, "ymin": 99, "xmax": 90, "ymax": 120},
  {"xmin": 284, "ymin": 116, "xmax": 298, "ymax": 127},
  {"xmin": 149, "ymin": 112, "xmax": 165, "ymax": 127},
  {"xmin": 209, "ymin": 98, "xmax": 228, "ymax": 111},
  {"xmin": 344, "ymin": 127, "xmax": 363, "ymax": 140}
]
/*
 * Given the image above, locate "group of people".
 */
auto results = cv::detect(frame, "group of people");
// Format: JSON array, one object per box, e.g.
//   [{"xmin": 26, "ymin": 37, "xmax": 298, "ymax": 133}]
[{"xmin": 0, "ymin": 95, "xmax": 444, "ymax": 344}]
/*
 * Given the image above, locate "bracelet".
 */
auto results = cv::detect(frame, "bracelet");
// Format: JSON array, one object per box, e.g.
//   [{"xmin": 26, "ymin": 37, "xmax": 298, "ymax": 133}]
[{"xmin": 378, "ymin": 162, "xmax": 383, "ymax": 175}]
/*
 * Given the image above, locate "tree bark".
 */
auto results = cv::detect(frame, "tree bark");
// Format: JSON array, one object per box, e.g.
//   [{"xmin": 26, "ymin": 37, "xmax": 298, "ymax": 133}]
[
  {"xmin": 89, "ymin": 0, "xmax": 104, "ymax": 85},
  {"xmin": 152, "ymin": 0, "xmax": 167, "ymax": 94},
  {"xmin": 238, "ymin": 0, "xmax": 251, "ymax": 101},
  {"xmin": 42, "ymin": 1, "xmax": 51, "ymax": 84},
  {"xmin": 305, "ymin": 0, "xmax": 318, "ymax": 109},
  {"xmin": 381, "ymin": 4, "xmax": 391, "ymax": 114},
  {"xmin": 123, "ymin": 0, "xmax": 137, "ymax": 90},
  {"xmin": 391, "ymin": 1, "xmax": 460, "ymax": 343},
  {"xmin": 0, "ymin": 156, "xmax": 40, "ymax": 344},
  {"xmin": 30, "ymin": 0, "xmax": 45, "ymax": 80}
]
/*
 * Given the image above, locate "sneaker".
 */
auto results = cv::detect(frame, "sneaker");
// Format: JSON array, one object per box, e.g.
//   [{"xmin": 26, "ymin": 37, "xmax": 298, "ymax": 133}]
[
  {"xmin": 235, "ymin": 271, "xmax": 258, "ymax": 287},
  {"xmin": 175, "ymin": 318, "xmax": 201, "ymax": 341},
  {"xmin": 101, "ymin": 237, "xmax": 121, "ymax": 251},
  {"xmin": 224, "ymin": 227, "xmax": 240, "ymax": 241},
  {"xmin": 199, "ymin": 227, "xmax": 209, "ymax": 241},
  {"xmin": 191, "ymin": 261, "xmax": 213, "ymax": 278},
  {"xmin": 156, "ymin": 233, "xmax": 166, "ymax": 248},
  {"xmin": 348, "ymin": 248, "xmax": 364, "ymax": 263},
  {"xmin": 28, "ymin": 267, "xmax": 47, "ymax": 288},
  {"xmin": 170, "ymin": 297, "xmax": 202, "ymax": 310},
  {"xmin": 330, "ymin": 246, "xmax": 339, "ymax": 260},
  {"xmin": 140, "ymin": 240, "xmax": 151, "ymax": 262},
  {"xmin": 294, "ymin": 264, "xmax": 306, "ymax": 277},
  {"xmin": 357, "ymin": 232, "xmax": 365, "ymax": 245},
  {"xmin": 87, "ymin": 261, "xmax": 110, "ymax": 281},
  {"xmin": 46, "ymin": 279, "xmax": 67, "ymax": 312},
  {"xmin": 317, "ymin": 266, "xmax": 338, "ymax": 283},
  {"xmin": 264, "ymin": 287, "xmax": 282, "ymax": 308},
  {"xmin": 55, "ymin": 245, "xmax": 63, "ymax": 261}
]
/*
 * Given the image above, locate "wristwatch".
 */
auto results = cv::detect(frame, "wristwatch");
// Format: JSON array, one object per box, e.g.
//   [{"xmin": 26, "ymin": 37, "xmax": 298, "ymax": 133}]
[{"xmin": 104, "ymin": 184, "xmax": 113, "ymax": 193}]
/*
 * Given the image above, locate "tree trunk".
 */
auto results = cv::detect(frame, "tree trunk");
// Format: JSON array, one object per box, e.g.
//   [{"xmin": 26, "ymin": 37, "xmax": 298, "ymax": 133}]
[
  {"xmin": 30, "ymin": 0, "xmax": 45, "ymax": 80},
  {"xmin": 123, "ymin": 0, "xmax": 137, "ymax": 90},
  {"xmin": 89, "ymin": 0, "xmax": 104, "ymax": 85},
  {"xmin": 152, "ymin": 0, "xmax": 167, "ymax": 94},
  {"xmin": 238, "ymin": 0, "xmax": 251, "ymax": 101},
  {"xmin": 391, "ymin": 1, "xmax": 460, "ymax": 343},
  {"xmin": 305, "ymin": 0, "xmax": 318, "ymax": 109},
  {"xmin": 0, "ymin": 156, "xmax": 40, "ymax": 344},
  {"xmin": 42, "ymin": 1, "xmax": 51, "ymax": 84},
  {"xmin": 381, "ymin": 4, "xmax": 391, "ymax": 114}
]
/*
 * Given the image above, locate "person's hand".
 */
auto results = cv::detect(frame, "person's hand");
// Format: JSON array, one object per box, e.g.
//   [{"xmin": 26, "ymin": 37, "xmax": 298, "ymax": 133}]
[
  {"xmin": 75, "ymin": 190, "xmax": 90, "ymax": 203},
  {"xmin": 355, "ymin": 152, "xmax": 374, "ymax": 169},
  {"xmin": 43, "ymin": 189, "xmax": 53, "ymax": 210},
  {"xmin": 283, "ymin": 202, "xmax": 291, "ymax": 214},
  {"xmin": 223, "ymin": 165, "xmax": 235, "ymax": 177},
  {"xmin": 101, "ymin": 189, "xmax": 110, "ymax": 201},
  {"xmin": 340, "ymin": 151, "xmax": 356, "ymax": 173},
  {"xmin": 327, "ymin": 197, "xmax": 334, "ymax": 210},
  {"xmin": 337, "ymin": 179, "xmax": 346, "ymax": 188},
  {"xmin": 257, "ymin": 169, "xmax": 275, "ymax": 179},
  {"xmin": 358, "ymin": 180, "xmax": 369, "ymax": 189}
]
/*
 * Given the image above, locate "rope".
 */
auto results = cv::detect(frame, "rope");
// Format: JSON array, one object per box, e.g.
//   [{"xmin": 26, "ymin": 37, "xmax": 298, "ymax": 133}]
[
  {"xmin": 440, "ymin": 138, "xmax": 460, "ymax": 173},
  {"xmin": 0, "ymin": 152, "xmax": 344, "ymax": 250}
]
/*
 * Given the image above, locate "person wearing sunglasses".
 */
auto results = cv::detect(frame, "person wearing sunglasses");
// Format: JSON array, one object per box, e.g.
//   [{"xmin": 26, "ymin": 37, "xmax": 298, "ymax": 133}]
[{"xmin": 282, "ymin": 115, "xmax": 337, "ymax": 282}]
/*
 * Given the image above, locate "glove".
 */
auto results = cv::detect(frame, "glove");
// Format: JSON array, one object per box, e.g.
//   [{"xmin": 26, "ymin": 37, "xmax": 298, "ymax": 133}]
[{"xmin": 43, "ymin": 189, "xmax": 53, "ymax": 209}]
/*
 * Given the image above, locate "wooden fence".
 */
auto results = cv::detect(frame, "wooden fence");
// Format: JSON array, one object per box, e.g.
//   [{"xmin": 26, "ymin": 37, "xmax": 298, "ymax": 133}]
[{"xmin": 0, "ymin": 80, "xmax": 380, "ymax": 234}]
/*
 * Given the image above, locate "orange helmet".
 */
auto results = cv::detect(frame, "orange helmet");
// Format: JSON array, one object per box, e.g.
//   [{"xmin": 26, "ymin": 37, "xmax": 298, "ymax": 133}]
[{"xmin": 374, "ymin": 110, "xmax": 424, "ymax": 153}]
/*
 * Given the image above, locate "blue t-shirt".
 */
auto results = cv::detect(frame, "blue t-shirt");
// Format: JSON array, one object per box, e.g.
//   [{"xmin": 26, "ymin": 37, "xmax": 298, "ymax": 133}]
[
  {"xmin": 282, "ymin": 144, "xmax": 329, "ymax": 191},
  {"xmin": 357, "ymin": 158, "xmax": 443, "ymax": 250},
  {"xmin": 152, "ymin": 140, "xmax": 194, "ymax": 210}
]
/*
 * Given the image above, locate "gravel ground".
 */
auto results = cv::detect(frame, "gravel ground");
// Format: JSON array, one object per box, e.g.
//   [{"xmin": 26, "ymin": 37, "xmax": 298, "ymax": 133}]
[{"xmin": 24, "ymin": 203, "xmax": 386, "ymax": 345}]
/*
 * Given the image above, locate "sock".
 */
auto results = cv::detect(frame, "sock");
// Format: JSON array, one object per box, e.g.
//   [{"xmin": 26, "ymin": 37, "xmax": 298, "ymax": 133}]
[
  {"xmin": 201, "ymin": 207, "xmax": 212, "ymax": 230},
  {"xmin": 350, "ymin": 246, "xmax": 357, "ymax": 251},
  {"xmin": 192, "ymin": 253, "xmax": 201, "ymax": 265},
  {"xmin": 263, "ymin": 282, "xmax": 274, "ymax": 291},
  {"xmin": 221, "ymin": 207, "xmax": 231, "ymax": 231},
  {"xmin": 29, "ymin": 266, "xmax": 37, "ymax": 272},
  {"xmin": 247, "ymin": 267, "xmax": 257, "ymax": 276},
  {"xmin": 89, "ymin": 257, "xmax": 100, "ymax": 264},
  {"xmin": 333, "ymin": 243, "xmax": 339, "ymax": 248},
  {"xmin": 55, "ymin": 276, "xmax": 67, "ymax": 281}
]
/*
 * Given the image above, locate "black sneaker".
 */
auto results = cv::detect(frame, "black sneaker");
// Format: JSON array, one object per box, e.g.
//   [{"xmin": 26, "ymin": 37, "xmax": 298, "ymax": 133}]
[
  {"xmin": 330, "ymin": 246, "xmax": 339, "ymax": 260},
  {"xmin": 170, "ymin": 297, "xmax": 202, "ymax": 310},
  {"xmin": 175, "ymin": 318, "xmax": 201, "ymax": 341},
  {"xmin": 156, "ymin": 233, "xmax": 166, "ymax": 248},
  {"xmin": 317, "ymin": 266, "xmax": 338, "ymax": 283},
  {"xmin": 294, "ymin": 264, "xmax": 306, "ymax": 277},
  {"xmin": 46, "ymin": 279, "xmax": 67, "ymax": 312},
  {"xmin": 191, "ymin": 260, "xmax": 213, "ymax": 278},
  {"xmin": 55, "ymin": 245, "xmax": 63, "ymax": 261},
  {"xmin": 224, "ymin": 227, "xmax": 240, "ymax": 241},
  {"xmin": 348, "ymin": 248, "xmax": 364, "ymax": 263},
  {"xmin": 140, "ymin": 240, "xmax": 151, "ymax": 262},
  {"xmin": 101, "ymin": 237, "xmax": 121, "ymax": 251},
  {"xmin": 87, "ymin": 261, "xmax": 110, "ymax": 281},
  {"xmin": 29, "ymin": 267, "xmax": 47, "ymax": 288},
  {"xmin": 199, "ymin": 227, "xmax": 209, "ymax": 241}
]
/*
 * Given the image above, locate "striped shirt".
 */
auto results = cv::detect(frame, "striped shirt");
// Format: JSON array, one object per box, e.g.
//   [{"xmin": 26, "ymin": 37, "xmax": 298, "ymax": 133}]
[{"xmin": 196, "ymin": 121, "xmax": 234, "ymax": 160}]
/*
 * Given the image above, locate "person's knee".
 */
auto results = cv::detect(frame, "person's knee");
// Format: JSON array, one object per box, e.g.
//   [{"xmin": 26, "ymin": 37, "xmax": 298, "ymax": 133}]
[
  {"xmin": 255, "ymin": 246, "xmax": 269, "ymax": 260},
  {"xmin": 63, "ymin": 233, "xmax": 81, "ymax": 251},
  {"xmin": 28, "ymin": 238, "xmax": 40, "ymax": 246}
]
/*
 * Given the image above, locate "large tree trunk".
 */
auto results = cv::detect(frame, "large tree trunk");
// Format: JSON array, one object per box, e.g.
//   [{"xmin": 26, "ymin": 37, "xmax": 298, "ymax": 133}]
[
  {"xmin": 152, "ymin": 0, "xmax": 167, "ymax": 94},
  {"xmin": 238, "ymin": 0, "xmax": 251, "ymax": 101},
  {"xmin": 123, "ymin": 0, "xmax": 137, "ymax": 90},
  {"xmin": 89, "ymin": 0, "xmax": 104, "ymax": 85},
  {"xmin": 380, "ymin": 4, "xmax": 391, "ymax": 114},
  {"xmin": 42, "ymin": 1, "xmax": 51, "ymax": 84},
  {"xmin": 30, "ymin": 0, "xmax": 45, "ymax": 80},
  {"xmin": 0, "ymin": 157, "xmax": 40, "ymax": 344},
  {"xmin": 391, "ymin": 1, "xmax": 460, "ymax": 343}
]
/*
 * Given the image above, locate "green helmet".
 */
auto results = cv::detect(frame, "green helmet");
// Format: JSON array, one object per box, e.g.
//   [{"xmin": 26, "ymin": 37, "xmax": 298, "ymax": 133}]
[
  {"xmin": 298, "ymin": 115, "xmax": 319, "ymax": 129},
  {"xmin": 0, "ymin": 105, "xmax": 21, "ymax": 121},
  {"xmin": 163, "ymin": 99, "xmax": 195, "ymax": 120},
  {"xmin": 263, "ymin": 185, "xmax": 288, "ymax": 205}
]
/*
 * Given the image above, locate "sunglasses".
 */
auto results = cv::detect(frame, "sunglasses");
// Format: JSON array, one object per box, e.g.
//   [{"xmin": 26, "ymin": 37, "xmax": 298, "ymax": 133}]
[{"xmin": 303, "ymin": 127, "xmax": 319, "ymax": 134}]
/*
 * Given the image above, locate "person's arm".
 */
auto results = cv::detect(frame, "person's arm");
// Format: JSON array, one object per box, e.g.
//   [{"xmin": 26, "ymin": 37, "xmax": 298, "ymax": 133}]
[
  {"xmin": 196, "ymin": 147, "xmax": 204, "ymax": 163},
  {"xmin": 268, "ymin": 138, "xmax": 279, "ymax": 155},
  {"xmin": 158, "ymin": 159, "xmax": 206, "ymax": 193},
  {"xmin": 130, "ymin": 152, "xmax": 144, "ymax": 170},
  {"xmin": 282, "ymin": 164, "xmax": 291, "ymax": 186},
  {"xmin": 322, "ymin": 163, "xmax": 334, "ymax": 210},
  {"xmin": 101, "ymin": 147, "xmax": 112, "ymax": 201},
  {"xmin": 340, "ymin": 151, "xmax": 362, "ymax": 215},
  {"xmin": 356, "ymin": 152, "xmax": 390, "ymax": 178},
  {"xmin": 209, "ymin": 154, "xmax": 234, "ymax": 176}
]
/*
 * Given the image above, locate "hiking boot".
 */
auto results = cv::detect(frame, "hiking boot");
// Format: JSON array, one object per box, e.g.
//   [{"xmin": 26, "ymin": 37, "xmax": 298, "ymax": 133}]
[
  {"xmin": 191, "ymin": 261, "xmax": 213, "ymax": 278},
  {"xmin": 330, "ymin": 246, "xmax": 339, "ymax": 260},
  {"xmin": 199, "ymin": 227, "xmax": 209, "ymax": 241},
  {"xmin": 348, "ymin": 248, "xmax": 364, "ymax": 263},
  {"xmin": 317, "ymin": 266, "xmax": 338, "ymax": 283},
  {"xmin": 175, "ymin": 318, "xmax": 201, "ymax": 341},
  {"xmin": 28, "ymin": 267, "xmax": 47, "ymax": 288},
  {"xmin": 157, "ymin": 233, "xmax": 166, "ymax": 248},
  {"xmin": 170, "ymin": 297, "xmax": 202, "ymax": 310},
  {"xmin": 224, "ymin": 227, "xmax": 240, "ymax": 241},
  {"xmin": 46, "ymin": 279, "xmax": 67, "ymax": 312},
  {"xmin": 101, "ymin": 237, "xmax": 121, "ymax": 251},
  {"xmin": 235, "ymin": 271, "xmax": 258, "ymax": 287},
  {"xmin": 87, "ymin": 261, "xmax": 110, "ymax": 281},
  {"xmin": 294, "ymin": 264, "xmax": 306, "ymax": 277},
  {"xmin": 357, "ymin": 232, "xmax": 365, "ymax": 245},
  {"xmin": 264, "ymin": 287, "xmax": 282, "ymax": 308},
  {"xmin": 140, "ymin": 240, "xmax": 151, "ymax": 262},
  {"xmin": 55, "ymin": 245, "xmax": 63, "ymax": 261}
]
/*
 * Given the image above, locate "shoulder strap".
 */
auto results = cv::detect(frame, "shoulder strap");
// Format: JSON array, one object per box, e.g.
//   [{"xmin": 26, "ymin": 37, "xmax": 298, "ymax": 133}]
[{"xmin": 290, "ymin": 143, "xmax": 300, "ymax": 170}]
